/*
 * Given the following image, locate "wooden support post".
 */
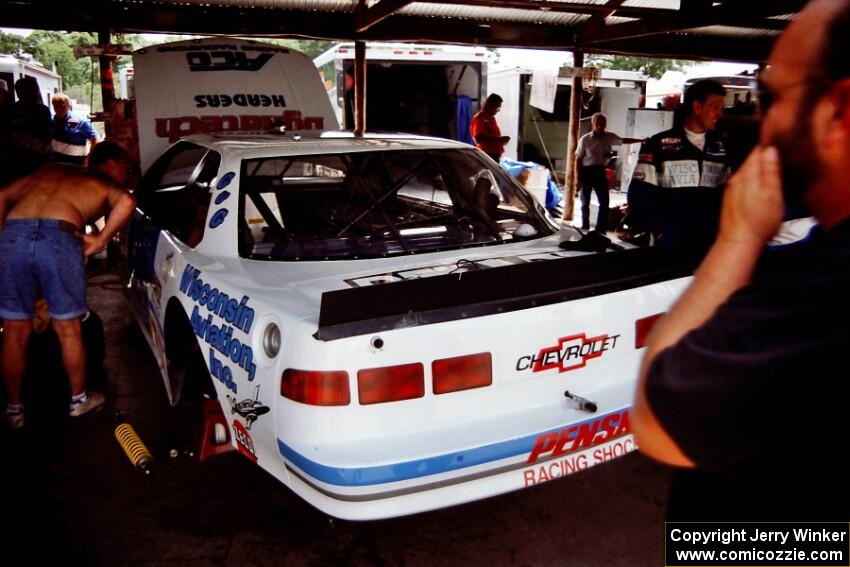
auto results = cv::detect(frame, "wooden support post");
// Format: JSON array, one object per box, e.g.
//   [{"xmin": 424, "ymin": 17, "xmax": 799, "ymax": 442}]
[
  {"xmin": 98, "ymin": 30, "xmax": 115, "ymax": 138},
  {"xmin": 562, "ymin": 50, "xmax": 584, "ymax": 223},
  {"xmin": 354, "ymin": 40, "xmax": 367, "ymax": 136}
]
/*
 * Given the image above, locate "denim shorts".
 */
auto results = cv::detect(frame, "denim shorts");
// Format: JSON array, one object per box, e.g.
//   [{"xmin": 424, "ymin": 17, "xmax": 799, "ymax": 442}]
[{"xmin": 0, "ymin": 219, "xmax": 87, "ymax": 320}]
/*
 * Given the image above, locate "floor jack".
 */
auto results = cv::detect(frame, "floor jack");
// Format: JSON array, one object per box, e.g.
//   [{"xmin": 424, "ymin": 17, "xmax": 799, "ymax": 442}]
[{"xmin": 199, "ymin": 397, "xmax": 235, "ymax": 461}]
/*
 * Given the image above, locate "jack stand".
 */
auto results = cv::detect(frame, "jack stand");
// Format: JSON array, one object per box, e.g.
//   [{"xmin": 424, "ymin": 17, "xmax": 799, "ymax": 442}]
[{"xmin": 199, "ymin": 398, "xmax": 235, "ymax": 461}]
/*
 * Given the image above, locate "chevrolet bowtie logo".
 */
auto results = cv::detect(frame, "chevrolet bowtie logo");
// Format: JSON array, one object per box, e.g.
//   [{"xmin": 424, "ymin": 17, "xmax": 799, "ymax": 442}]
[{"xmin": 515, "ymin": 333, "xmax": 621, "ymax": 374}]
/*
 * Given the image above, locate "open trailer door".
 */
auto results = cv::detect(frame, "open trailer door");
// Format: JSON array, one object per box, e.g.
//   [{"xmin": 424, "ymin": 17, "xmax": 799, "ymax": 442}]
[{"xmin": 133, "ymin": 38, "xmax": 340, "ymax": 170}]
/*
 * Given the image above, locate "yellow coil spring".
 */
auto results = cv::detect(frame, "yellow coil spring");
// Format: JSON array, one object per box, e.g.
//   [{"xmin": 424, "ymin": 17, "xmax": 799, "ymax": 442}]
[{"xmin": 114, "ymin": 422, "xmax": 154, "ymax": 473}]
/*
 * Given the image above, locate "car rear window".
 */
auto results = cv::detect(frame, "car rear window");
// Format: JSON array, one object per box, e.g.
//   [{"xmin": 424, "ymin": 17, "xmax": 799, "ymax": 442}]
[{"xmin": 238, "ymin": 148, "xmax": 555, "ymax": 260}]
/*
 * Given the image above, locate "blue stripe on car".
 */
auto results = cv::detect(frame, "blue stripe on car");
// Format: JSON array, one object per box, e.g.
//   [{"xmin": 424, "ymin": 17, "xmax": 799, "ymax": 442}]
[{"xmin": 277, "ymin": 407, "xmax": 628, "ymax": 487}]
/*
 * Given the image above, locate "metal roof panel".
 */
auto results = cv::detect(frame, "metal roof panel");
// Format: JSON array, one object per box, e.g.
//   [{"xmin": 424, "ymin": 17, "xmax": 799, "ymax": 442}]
[
  {"xmin": 398, "ymin": 3, "xmax": 591, "ymax": 26},
  {"xmin": 155, "ymin": 0, "xmax": 357, "ymax": 10},
  {"xmin": 684, "ymin": 25, "xmax": 781, "ymax": 38},
  {"xmin": 622, "ymin": 0, "xmax": 680, "ymax": 9}
]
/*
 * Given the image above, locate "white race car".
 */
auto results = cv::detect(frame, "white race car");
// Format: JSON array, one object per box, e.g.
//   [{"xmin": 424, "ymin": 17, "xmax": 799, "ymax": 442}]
[{"xmin": 118, "ymin": 131, "xmax": 692, "ymax": 520}]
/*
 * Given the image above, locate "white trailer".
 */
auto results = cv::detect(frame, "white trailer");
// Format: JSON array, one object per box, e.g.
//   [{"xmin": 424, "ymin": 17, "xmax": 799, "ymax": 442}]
[
  {"xmin": 313, "ymin": 42, "xmax": 488, "ymax": 141},
  {"xmin": 488, "ymin": 65, "xmax": 647, "ymax": 185},
  {"xmin": 0, "ymin": 53, "xmax": 62, "ymax": 106}
]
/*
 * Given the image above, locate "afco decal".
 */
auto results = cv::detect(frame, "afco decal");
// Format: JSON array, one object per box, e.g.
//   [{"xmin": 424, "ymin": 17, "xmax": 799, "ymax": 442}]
[
  {"xmin": 233, "ymin": 420, "xmax": 258, "ymax": 463},
  {"xmin": 516, "ymin": 333, "xmax": 620, "ymax": 373},
  {"xmin": 179, "ymin": 264, "xmax": 257, "ymax": 393},
  {"xmin": 227, "ymin": 385, "xmax": 270, "ymax": 430},
  {"xmin": 187, "ymin": 51, "xmax": 272, "ymax": 72}
]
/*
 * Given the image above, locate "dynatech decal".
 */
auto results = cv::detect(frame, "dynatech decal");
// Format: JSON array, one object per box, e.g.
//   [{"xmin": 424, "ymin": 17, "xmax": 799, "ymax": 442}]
[
  {"xmin": 154, "ymin": 112, "xmax": 325, "ymax": 143},
  {"xmin": 233, "ymin": 420, "xmax": 258, "ymax": 463},
  {"xmin": 227, "ymin": 385, "xmax": 270, "ymax": 430},
  {"xmin": 516, "ymin": 333, "xmax": 620, "ymax": 373},
  {"xmin": 180, "ymin": 264, "xmax": 257, "ymax": 393}
]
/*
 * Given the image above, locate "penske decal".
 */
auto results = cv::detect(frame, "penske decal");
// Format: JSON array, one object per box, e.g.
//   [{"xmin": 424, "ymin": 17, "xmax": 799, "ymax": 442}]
[
  {"xmin": 522, "ymin": 435, "xmax": 636, "ymax": 487},
  {"xmin": 516, "ymin": 333, "xmax": 620, "ymax": 373},
  {"xmin": 527, "ymin": 409, "xmax": 631, "ymax": 463}
]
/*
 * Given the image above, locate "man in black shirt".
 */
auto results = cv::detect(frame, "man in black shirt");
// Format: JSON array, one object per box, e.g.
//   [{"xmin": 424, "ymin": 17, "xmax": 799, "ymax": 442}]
[
  {"xmin": 633, "ymin": 0, "xmax": 850, "ymax": 521},
  {"xmin": 630, "ymin": 79, "xmax": 730, "ymax": 252}
]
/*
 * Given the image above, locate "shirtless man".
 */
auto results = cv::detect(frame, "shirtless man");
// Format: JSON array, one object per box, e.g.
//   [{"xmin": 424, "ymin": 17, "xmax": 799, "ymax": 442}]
[{"xmin": 0, "ymin": 140, "xmax": 136, "ymax": 428}]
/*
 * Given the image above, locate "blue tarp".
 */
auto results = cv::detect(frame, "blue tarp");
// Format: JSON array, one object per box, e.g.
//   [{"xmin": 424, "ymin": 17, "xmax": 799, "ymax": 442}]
[
  {"xmin": 500, "ymin": 158, "xmax": 564, "ymax": 211},
  {"xmin": 455, "ymin": 95, "xmax": 475, "ymax": 146}
]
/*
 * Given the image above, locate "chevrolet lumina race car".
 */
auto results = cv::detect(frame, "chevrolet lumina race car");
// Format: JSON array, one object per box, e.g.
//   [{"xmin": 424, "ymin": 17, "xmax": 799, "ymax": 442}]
[{"xmin": 118, "ymin": 131, "xmax": 693, "ymax": 520}]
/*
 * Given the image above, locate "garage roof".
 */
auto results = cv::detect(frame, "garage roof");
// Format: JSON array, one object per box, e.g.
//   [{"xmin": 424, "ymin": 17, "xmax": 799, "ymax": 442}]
[{"xmin": 0, "ymin": 0, "xmax": 805, "ymax": 62}]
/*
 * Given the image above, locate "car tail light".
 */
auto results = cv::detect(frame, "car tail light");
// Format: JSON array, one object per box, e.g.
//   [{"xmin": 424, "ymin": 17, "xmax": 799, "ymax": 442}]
[
  {"xmin": 635, "ymin": 313, "xmax": 665, "ymax": 349},
  {"xmin": 358, "ymin": 363, "xmax": 424, "ymax": 405},
  {"xmin": 281, "ymin": 369, "xmax": 350, "ymax": 406},
  {"xmin": 432, "ymin": 353, "xmax": 492, "ymax": 394}
]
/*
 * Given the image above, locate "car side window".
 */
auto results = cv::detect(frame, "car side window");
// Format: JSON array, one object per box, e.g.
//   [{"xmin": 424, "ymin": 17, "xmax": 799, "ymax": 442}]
[
  {"xmin": 177, "ymin": 151, "xmax": 221, "ymax": 247},
  {"xmin": 135, "ymin": 142, "xmax": 221, "ymax": 247}
]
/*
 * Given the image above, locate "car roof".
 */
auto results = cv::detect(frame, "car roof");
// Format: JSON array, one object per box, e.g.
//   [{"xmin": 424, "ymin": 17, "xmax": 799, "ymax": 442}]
[{"xmin": 181, "ymin": 131, "xmax": 473, "ymax": 159}]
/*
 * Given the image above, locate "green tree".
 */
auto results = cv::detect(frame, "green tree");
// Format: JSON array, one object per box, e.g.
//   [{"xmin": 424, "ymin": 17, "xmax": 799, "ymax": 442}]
[
  {"xmin": 585, "ymin": 54, "xmax": 691, "ymax": 79},
  {"xmin": 0, "ymin": 31, "xmax": 36, "ymax": 58},
  {"xmin": 28, "ymin": 31, "xmax": 96, "ymax": 88},
  {"xmin": 1, "ymin": 30, "xmax": 103, "ymax": 109}
]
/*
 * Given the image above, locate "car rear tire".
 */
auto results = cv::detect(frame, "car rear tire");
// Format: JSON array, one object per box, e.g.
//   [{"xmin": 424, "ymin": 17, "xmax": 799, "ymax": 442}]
[{"xmin": 164, "ymin": 308, "xmax": 217, "ymax": 456}]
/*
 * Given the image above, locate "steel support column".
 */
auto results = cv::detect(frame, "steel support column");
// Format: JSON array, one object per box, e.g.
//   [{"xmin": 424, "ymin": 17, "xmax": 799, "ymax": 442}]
[{"xmin": 354, "ymin": 40, "xmax": 367, "ymax": 136}]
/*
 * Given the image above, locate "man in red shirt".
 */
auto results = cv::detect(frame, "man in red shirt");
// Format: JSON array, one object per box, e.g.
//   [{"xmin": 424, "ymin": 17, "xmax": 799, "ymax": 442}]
[{"xmin": 470, "ymin": 93, "xmax": 511, "ymax": 162}]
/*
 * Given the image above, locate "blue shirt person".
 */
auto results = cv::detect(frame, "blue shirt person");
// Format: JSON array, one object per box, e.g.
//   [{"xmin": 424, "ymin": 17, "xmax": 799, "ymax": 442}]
[{"xmin": 51, "ymin": 93, "xmax": 97, "ymax": 164}]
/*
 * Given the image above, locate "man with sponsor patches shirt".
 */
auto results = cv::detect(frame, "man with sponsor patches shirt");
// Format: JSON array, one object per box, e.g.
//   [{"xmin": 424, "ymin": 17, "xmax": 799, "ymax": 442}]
[
  {"xmin": 633, "ymin": 0, "xmax": 850, "ymax": 521},
  {"xmin": 630, "ymin": 79, "xmax": 730, "ymax": 251}
]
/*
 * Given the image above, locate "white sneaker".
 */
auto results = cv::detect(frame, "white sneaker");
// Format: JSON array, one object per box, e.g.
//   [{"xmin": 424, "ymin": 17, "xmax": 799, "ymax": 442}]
[
  {"xmin": 69, "ymin": 392, "xmax": 106, "ymax": 417},
  {"xmin": 6, "ymin": 410, "xmax": 24, "ymax": 429}
]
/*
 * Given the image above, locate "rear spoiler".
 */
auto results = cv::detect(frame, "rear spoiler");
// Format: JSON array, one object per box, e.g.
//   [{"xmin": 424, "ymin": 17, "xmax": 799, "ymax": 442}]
[{"xmin": 316, "ymin": 247, "xmax": 700, "ymax": 341}]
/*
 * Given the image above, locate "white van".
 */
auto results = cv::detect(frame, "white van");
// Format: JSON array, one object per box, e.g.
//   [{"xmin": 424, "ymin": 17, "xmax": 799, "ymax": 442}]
[{"xmin": 0, "ymin": 53, "xmax": 62, "ymax": 105}]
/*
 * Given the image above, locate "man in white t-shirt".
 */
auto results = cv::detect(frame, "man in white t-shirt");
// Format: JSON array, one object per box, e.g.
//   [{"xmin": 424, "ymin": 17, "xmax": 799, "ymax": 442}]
[{"xmin": 575, "ymin": 113, "xmax": 643, "ymax": 232}]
